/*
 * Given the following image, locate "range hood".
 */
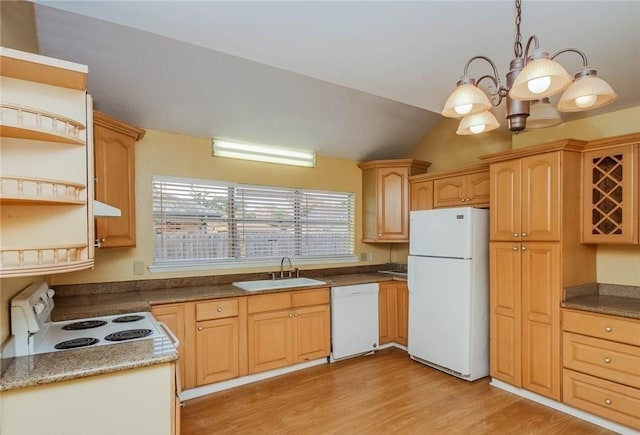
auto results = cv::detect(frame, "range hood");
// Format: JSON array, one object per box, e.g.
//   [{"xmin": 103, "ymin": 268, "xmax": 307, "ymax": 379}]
[{"xmin": 93, "ymin": 200, "xmax": 121, "ymax": 218}]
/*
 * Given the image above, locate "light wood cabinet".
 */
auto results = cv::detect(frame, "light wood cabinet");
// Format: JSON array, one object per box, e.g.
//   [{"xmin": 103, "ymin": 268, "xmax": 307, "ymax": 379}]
[
  {"xmin": 93, "ymin": 111, "xmax": 144, "ymax": 248},
  {"xmin": 378, "ymin": 281, "xmax": 408, "ymax": 346},
  {"xmin": 152, "ymin": 303, "xmax": 189, "ymax": 390},
  {"xmin": 359, "ymin": 159, "xmax": 430, "ymax": 242},
  {"xmin": 0, "ymin": 48, "xmax": 94, "ymax": 277},
  {"xmin": 409, "ymin": 163, "xmax": 489, "ymax": 211},
  {"xmin": 562, "ymin": 309, "xmax": 640, "ymax": 429},
  {"xmin": 196, "ymin": 317, "xmax": 239, "ymax": 385},
  {"xmin": 581, "ymin": 134, "xmax": 640, "ymax": 244},
  {"xmin": 481, "ymin": 140, "xmax": 597, "ymax": 402},
  {"xmin": 247, "ymin": 288, "xmax": 330, "ymax": 374}
]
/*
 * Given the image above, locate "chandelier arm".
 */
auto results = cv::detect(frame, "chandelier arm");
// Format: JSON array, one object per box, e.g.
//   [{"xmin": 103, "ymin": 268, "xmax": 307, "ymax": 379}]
[
  {"xmin": 476, "ymin": 75, "xmax": 506, "ymax": 106},
  {"xmin": 551, "ymin": 48, "xmax": 589, "ymax": 68},
  {"xmin": 523, "ymin": 35, "xmax": 540, "ymax": 60}
]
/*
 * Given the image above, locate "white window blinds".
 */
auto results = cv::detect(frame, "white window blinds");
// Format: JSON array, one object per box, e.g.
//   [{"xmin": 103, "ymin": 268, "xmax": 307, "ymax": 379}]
[{"xmin": 153, "ymin": 175, "xmax": 355, "ymax": 267}]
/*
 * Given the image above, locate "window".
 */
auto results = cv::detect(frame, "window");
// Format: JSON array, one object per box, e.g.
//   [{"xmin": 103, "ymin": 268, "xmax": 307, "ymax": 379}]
[{"xmin": 152, "ymin": 175, "xmax": 355, "ymax": 270}]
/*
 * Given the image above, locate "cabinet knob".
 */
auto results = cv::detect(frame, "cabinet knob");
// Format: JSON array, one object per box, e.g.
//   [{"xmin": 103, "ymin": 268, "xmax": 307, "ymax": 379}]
[
  {"xmin": 217, "ymin": 307, "xmax": 223, "ymax": 312},
  {"xmin": 512, "ymin": 246, "xmax": 519, "ymax": 251},
  {"xmin": 461, "ymin": 198, "xmax": 466, "ymax": 202},
  {"xmin": 513, "ymin": 233, "xmax": 519, "ymax": 238},
  {"xmin": 288, "ymin": 313, "xmax": 293, "ymax": 318},
  {"xmin": 197, "ymin": 326, "xmax": 203, "ymax": 331},
  {"xmin": 466, "ymin": 197, "xmax": 471, "ymax": 201},
  {"xmin": 521, "ymin": 246, "xmax": 527, "ymax": 251},
  {"xmin": 604, "ymin": 357, "xmax": 611, "ymax": 364},
  {"xmin": 378, "ymin": 233, "xmax": 382, "ymax": 237},
  {"xmin": 521, "ymin": 232, "xmax": 527, "ymax": 238},
  {"xmin": 604, "ymin": 399, "xmax": 612, "ymax": 405},
  {"xmin": 294, "ymin": 313, "xmax": 299, "ymax": 317},
  {"xmin": 605, "ymin": 326, "xmax": 612, "ymax": 332},
  {"xmin": 100, "ymin": 238, "xmax": 106, "ymax": 242}
]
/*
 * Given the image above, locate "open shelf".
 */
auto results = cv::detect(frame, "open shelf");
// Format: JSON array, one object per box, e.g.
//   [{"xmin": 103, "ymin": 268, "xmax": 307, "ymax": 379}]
[
  {"xmin": 0, "ymin": 103, "xmax": 86, "ymax": 145},
  {"xmin": 0, "ymin": 244, "xmax": 93, "ymax": 278},
  {"xmin": 0, "ymin": 47, "xmax": 87, "ymax": 90},
  {"xmin": 0, "ymin": 176, "xmax": 86, "ymax": 205}
]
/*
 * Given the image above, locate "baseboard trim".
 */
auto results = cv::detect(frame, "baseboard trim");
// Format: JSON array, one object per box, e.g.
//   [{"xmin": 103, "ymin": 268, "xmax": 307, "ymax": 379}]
[{"xmin": 490, "ymin": 379, "xmax": 638, "ymax": 435}]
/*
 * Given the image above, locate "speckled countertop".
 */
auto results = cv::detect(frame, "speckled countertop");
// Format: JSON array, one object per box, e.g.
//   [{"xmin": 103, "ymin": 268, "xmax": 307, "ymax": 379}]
[{"xmin": 562, "ymin": 282, "xmax": 640, "ymax": 319}]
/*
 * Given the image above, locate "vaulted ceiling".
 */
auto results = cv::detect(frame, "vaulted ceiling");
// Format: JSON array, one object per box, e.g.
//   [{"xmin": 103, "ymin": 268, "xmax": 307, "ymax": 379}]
[{"xmin": 33, "ymin": 1, "xmax": 640, "ymax": 161}]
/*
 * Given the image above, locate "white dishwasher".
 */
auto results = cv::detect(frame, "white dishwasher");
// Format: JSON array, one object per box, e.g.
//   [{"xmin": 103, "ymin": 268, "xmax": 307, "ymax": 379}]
[{"xmin": 331, "ymin": 283, "xmax": 379, "ymax": 361}]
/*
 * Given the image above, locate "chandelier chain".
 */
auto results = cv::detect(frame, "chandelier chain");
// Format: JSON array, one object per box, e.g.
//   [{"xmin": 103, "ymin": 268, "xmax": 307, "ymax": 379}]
[{"xmin": 514, "ymin": 0, "xmax": 523, "ymax": 58}]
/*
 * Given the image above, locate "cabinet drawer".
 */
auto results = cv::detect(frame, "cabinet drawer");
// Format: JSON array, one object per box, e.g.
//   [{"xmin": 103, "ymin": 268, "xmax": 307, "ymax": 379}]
[
  {"xmin": 247, "ymin": 293, "xmax": 291, "ymax": 313},
  {"xmin": 563, "ymin": 333, "xmax": 640, "ymax": 388},
  {"xmin": 196, "ymin": 299, "xmax": 238, "ymax": 320},
  {"xmin": 563, "ymin": 369, "xmax": 640, "ymax": 430},
  {"xmin": 563, "ymin": 310, "xmax": 640, "ymax": 346},
  {"xmin": 291, "ymin": 288, "xmax": 329, "ymax": 307}
]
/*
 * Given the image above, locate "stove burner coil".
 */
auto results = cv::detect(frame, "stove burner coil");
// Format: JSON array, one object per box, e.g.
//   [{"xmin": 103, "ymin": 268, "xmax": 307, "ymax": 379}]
[
  {"xmin": 104, "ymin": 329, "xmax": 153, "ymax": 341},
  {"xmin": 112, "ymin": 315, "xmax": 146, "ymax": 323},
  {"xmin": 54, "ymin": 337, "xmax": 100, "ymax": 350},
  {"xmin": 62, "ymin": 320, "xmax": 108, "ymax": 330}
]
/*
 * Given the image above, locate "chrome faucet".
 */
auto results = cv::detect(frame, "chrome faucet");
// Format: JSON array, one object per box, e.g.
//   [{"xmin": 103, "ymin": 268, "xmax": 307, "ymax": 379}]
[{"xmin": 280, "ymin": 257, "xmax": 292, "ymax": 278}]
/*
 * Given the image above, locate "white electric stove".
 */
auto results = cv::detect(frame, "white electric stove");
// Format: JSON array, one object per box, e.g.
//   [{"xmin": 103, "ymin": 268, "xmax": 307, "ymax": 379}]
[{"xmin": 10, "ymin": 282, "xmax": 169, "ymax": 356}]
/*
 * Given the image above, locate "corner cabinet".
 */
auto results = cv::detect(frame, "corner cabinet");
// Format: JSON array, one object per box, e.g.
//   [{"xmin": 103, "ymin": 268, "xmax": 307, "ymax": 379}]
[
  {"xmin": 581, "ymin": 133, "xmax": 640, "ymax": 244},
  {"xmin": 378, "ymin": 281, "xmax": 408, "ymax": 346},
  {"xmin": 359, "ymin": 159, "xmax": 430, "ymax": 242},
  {"xmin": 409, "ymin": 163, "xmax": 489, "ymax": 211},
  {"xmin": 93, "ymin": 111, "xmax": 145, "ymax": 248},
  {"xmin": 0, "ymin": 47, "xmax": 94, "ymax": 277},
  {"xmin": 481, "ymin": 140, "xmax": 597, "ymax": 401}
]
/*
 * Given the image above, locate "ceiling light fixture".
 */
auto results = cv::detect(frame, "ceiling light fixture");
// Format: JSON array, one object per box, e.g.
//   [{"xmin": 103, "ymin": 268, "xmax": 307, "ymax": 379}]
[
  {"xmin": 441, "ymin": 0, "xmax": 617, "ymax": 135},
  {"xmin": 212, "ymin": 139, "xmax": 316, "ymax": 167}
]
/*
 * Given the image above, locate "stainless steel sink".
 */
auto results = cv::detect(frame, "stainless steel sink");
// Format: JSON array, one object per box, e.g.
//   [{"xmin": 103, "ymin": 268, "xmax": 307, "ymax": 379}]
[{"xmin": 232, "ymin": 277, "xmax": 326, "ymax": 292}]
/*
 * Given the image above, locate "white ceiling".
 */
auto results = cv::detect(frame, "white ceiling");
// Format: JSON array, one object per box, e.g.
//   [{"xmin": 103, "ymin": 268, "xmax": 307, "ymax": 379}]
[{"xmin": 33, "ymin": 1, "xmax": 640, "ymax": 161}]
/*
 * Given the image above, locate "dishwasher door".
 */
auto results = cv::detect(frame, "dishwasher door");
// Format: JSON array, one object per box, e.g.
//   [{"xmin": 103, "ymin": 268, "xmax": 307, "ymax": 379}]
[{"xmin": 331, "ymin": 283, "xmax": 379, "ymax": 361}]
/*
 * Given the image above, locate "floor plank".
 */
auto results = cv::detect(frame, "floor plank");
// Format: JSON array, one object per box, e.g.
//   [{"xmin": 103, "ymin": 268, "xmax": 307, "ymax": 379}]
[{"xmin": 181, "ymin": 347, "xmax": 613, "ymax": 434}]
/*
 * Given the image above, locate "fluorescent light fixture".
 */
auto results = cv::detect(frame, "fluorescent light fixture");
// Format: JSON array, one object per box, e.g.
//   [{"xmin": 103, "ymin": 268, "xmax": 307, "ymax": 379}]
[{"xmin": 212, "ymin": 140, "xmax": 316, "ymax": 167}]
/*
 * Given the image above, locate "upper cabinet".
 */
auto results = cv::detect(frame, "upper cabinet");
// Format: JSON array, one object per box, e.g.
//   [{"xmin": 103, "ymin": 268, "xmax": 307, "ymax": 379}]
[
  {"xmin": 0, "ymin": 48, "xmax": 94, "ymax": 277},
  {"xmin": 581, "ymin": 133, "xmax": 640, "ymax": 244},
  {"xmin": 93, "ymin": 111, "xmax": 145, "ymax": 248},
  {"xmin": 359, "ymin": 159, "xmax": 430, "ymax": 243},
  {"xmin": 409, "ymin": 163, "xmax": 489, "ymax": 211}
]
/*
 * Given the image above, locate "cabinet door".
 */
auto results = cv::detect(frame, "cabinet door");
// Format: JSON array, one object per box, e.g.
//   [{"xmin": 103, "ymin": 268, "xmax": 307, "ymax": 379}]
[
  {"xmin": 433, "ymin": 175, "xmax": 465, "ymax": 208},
  {"xmin": 520, "ymin": 153, "xmax": 560, "ymax": 241},
  {"xmin": 196, "ymin": 317, "xmax": 239, "ymax": 385},
  {"xmin": 582, "ymin": 144, "xmax": 638, "ymax": 244},
  {"xmin": 490, "ymin": 160, "xmax": 522, "ymax": 241},
  {"xmin": 377, "ymin": 167, "xmax": 410, "ymax": 240},
  {"xmin": 292, "ymin": 305, "xmax": 330, "ymax": 362},
  {"xmin": 378, "ymin": 282, "xmax": 396, "ymax": 344},
  {"xmin": 395, "ymin": 282, "xmax": 409, "ymax": 346},
  {"xmin": 247, "ymin": 310, "xmax": 292, "ymax": 374},
  {"xmin": 521, "ymin": 242, "xmax": 561, "ymax": 400},
  {"xmin": 410, "ymin": 180, "xmax": 433, "ymax": 211},
  {"xmin": 94, "ymin": 122, "xmax": 137, "ymax": 247},
  {"xmin": 489, "ymin": 242, "xmax": 522, "ymax": 387},
  {"xmin": 152, "ymin": 304, "xmax": 187, "ymax": 389},
  {"xmin": 466, "ymin": 171, "xmax": 490, "ymax": 206}
]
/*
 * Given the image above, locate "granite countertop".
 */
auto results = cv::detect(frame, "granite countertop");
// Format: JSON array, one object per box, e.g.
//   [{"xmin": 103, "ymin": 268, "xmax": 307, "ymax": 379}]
[
  {"xmin": 1, "ymin": 335, "xmax": 178, "ymax": 392},
  {"xmin": 562, "ymin": 282, "xmax": 640, "ymax": 319}
]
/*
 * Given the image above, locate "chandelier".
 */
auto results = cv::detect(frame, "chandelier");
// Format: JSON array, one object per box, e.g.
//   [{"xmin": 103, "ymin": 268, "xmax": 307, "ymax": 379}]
[{"xmin": 441, "ymin": 0, "xmax": 617, "ymax": 135}]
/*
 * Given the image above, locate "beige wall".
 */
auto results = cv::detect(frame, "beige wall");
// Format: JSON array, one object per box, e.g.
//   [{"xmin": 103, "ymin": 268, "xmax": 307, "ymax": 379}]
[
  {"xmin": 0, "ymin": 0, "xmax": 39, "ymax": 53},
  {"xmin": 48, "ymin": 129, "xmax": 392, "ymax": 286}
]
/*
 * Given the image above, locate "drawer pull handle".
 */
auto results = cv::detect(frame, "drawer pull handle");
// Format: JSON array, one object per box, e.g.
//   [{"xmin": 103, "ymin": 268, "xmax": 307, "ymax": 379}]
[
  {"xmin": 605, "ymin": 326, "xmax": 612, "ymax": 332},
  {"xmin": 604, "ymin": 357, "xmax": 611, "ymax": 364},
  {"xmin": 605, "ymin": 399, "xmax": 612, "ymax": 405},
  {"xmin": 217, "ymin": 307, "xmax": 223, "ymax": 312}
]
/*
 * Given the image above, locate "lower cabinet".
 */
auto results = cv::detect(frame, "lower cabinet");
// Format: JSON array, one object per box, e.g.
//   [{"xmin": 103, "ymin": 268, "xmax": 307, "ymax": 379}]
[
  {"xmin": 379, "ymin": 281, "xmax": 408, "ymax": 346},
  {"xmin": 196, "ymin": 317, "xmax": 239, "ymax": 385},
  {"xmin": 152, "ymin": 303, "xmax": 189, "ymax": 389}
]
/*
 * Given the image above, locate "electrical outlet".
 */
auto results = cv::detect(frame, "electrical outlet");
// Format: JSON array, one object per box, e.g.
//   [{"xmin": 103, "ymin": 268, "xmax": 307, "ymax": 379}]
[
  {"xmin": 133, "ymin": 260, "xmax": 145, "ymax": 275},
  {"xmin": 360, "ymin": 252, "xmax": 375, "ymax": 262}
]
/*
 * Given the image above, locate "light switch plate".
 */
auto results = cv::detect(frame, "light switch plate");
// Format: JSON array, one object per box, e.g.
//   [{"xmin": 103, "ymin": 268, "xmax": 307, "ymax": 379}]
[{"xmin": 133, "ymin": 260, "xmax": 145, "ymax": 275}]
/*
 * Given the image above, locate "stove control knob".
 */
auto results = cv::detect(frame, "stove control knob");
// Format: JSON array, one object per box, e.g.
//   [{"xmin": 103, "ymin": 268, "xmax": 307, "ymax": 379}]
[
  {"xmin": 46, "ymin": 289, "xmax": 56, "ymax": 299},
  {"xmin": 33, "ymin": 303, "xmax": 45, "ymax": 314}
]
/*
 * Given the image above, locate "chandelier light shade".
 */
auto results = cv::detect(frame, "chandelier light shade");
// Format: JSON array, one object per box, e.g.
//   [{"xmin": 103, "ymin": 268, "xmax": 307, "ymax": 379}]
[
  {"xmin": 557, "ymin": 69, "xmax": 617, "ymax": 112},
  {"xmin": 441, "ymin": 82, "xmax": 492, "ymax": 118},
  {"xmin": 527, "ymin": 98, "xmax": 562, "ymax": 129},
  {"xmin": 441, "ymin": 0, "xmax": 616, "ymax": 135},
  {"xmin": 508, "ymin": 54, "xmax": 573, "ymax": 100},
  {"xmin": 456, "ymin": 111, "xmax": 500, "ymax": 135}
]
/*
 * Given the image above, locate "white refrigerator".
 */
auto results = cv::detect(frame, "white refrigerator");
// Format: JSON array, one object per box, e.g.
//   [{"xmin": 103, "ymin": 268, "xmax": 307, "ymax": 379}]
[{"xmin": 407, "ymin": 207, "xmax": 489, "ymax": 381}]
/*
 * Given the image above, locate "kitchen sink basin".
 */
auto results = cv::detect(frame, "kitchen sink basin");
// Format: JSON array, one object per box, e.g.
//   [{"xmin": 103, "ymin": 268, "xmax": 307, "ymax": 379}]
[{"xmin": 232, "ymin": 277, "xmax": 326, "ymax": 292}]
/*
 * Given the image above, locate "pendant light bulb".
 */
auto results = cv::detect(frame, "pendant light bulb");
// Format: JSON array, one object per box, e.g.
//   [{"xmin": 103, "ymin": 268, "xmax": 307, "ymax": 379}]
[
  {"xmin": 455, "ymin": 103, "xmax": 473, "ymax": 115},
  {"xmin": 527, "ymin": 76, "xmax": 551, "ymax": 94},
  {"xmin": 574, "ymin": 94, "xmax": 597, "ymax": 109},
  {"xmin": 469, "ymin": 124, "xmax": 486, "ymax": 134}
]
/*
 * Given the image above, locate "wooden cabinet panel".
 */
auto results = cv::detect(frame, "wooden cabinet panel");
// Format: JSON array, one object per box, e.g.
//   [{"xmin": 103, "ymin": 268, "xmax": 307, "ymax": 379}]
[
  {"xmin": 195, "ymin": 317, "xmax": 239, "ymax": 385},
  {"xmin": 563, "ymin": 310, "xmax": 640, "ymax": 347},
  {"xmin": 467, "ymin": 171, "xmax": 490, "ymax": 205},
  {"xmin": 291, "ymin": 288, "xmax": 329, "ymax": 307},
  {"xmin": 248, "ymin": 310, "xmax": 293, "ymax": 374},
  {"xmin": 196, "ymin": 299, "xmax": 239, "ymax": 321},
  {"xmin": 152, "ymin": 303, "xmax": 188, "ymax": 389},
  {"xmin": 293, "ymin": 305, "xmax": 330, "ymax": 362},
  {"xmin": 520, "ymin": 153, "xmax": 560, "ymax": 241},
  {"xmin": 247, "ymin": 292, "xmax": 291, "ymax": 313},
  {"xmin": 490, "ymin": 160, "xmax": 521, "ymax": 241},
  {"xmin": 395, "ymin": 283, "xmax": 408, "ymax": 346},
  {"xmin": 93, "ymin": 111, "xmax": 144, "ymax": 248},
  {"xmin": 433, "ymin": 176, "xmax": 465, "ymax": 208},
  {"xmin": 410, "ymin": 180, "xmax": 433, "ymax": 211},
  {"xmin": 563, "ymin": 369, "xmax": 640, "ymax": 430},
  {"xmin": 489, "ymin": 242, "xmax": 522, "ymax": 386},
  {"xmin": 582, "ymin": 144, "xmax": 638, "ymax": 244},
  {"xmin": 378, "ymin": 282, "xmax": 396, "ymax": 345}
]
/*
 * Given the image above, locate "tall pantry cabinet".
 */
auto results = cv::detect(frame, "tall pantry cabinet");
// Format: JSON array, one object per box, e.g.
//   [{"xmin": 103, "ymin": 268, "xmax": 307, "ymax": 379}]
[{"xmin": 481, "ymin": 140, "xmax": 597, "ymax": 401}]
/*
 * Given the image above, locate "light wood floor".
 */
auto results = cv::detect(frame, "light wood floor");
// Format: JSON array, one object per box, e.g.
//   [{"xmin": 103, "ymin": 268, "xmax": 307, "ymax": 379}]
[{"xmin": 181, "ymin": 347, "xmax": 613, "ymax": 434}]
